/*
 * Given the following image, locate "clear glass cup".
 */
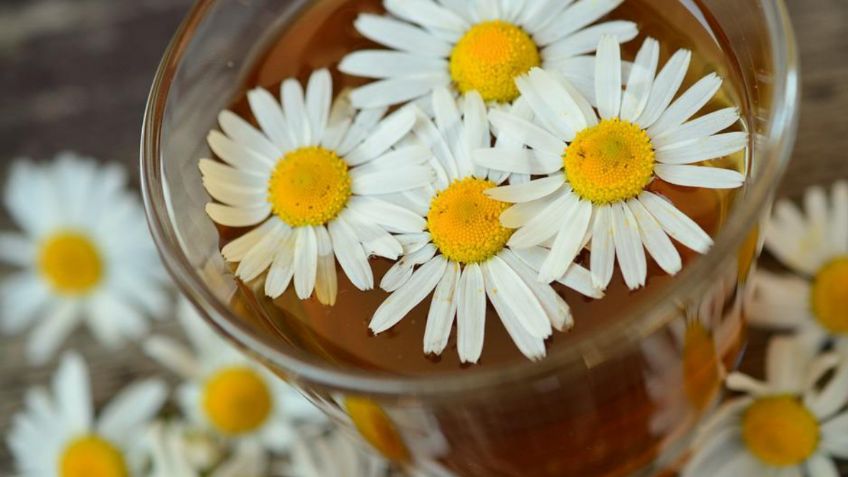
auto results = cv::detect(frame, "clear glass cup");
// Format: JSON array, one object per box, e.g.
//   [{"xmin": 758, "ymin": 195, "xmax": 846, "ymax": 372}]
[{"xmin": 140, "ymin": 1, "xmax": 799, "ymax": 475}]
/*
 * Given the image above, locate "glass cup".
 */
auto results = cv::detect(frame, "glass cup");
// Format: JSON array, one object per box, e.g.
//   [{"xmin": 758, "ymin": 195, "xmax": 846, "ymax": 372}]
[{"xmin": 141, "ymin": 1, "xmax": 799, "ymax": 475}]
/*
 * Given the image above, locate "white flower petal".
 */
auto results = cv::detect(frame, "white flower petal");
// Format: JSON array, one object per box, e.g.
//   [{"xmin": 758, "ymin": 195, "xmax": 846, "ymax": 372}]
[
  {"xmin": 725, "ymin": 372, "xmax": 770, "ymax": 396},
  {"xmin": 349, "ymin": 75, "xmax": 449, "ymax": 109},
  {"xmin": 281, "ymin": 78, "xmax": 311, "ymax": 147},
  {"xmin": 380, "ymin": 243, "xmax": 437, "ymax": 292},
  {"xmin": 639, "ymin": 191, "xmax": 713, "ymax": 253},
  {"xmin": 353, "ymin": 13, "xmax": 452, "ymax": 57},
  {"xmin": 539, "ymin": 197, "xmax": 592, "ymax": 283},
  {"xmin": 207, "ymin": 130, "xmax": 273, "ymax": 174},
  {"xmin": 143, "ymin": 336, "xmax": 201, "ymax": 379},
  {"xmin": 219, "ymin": 110, "xmax": 281, "ymax": 160},
  {"xmin": 500, "ymin": 190, "xmax": 560, "ymax": 228},
  {"xmin": 351, "ymin": 165, "xmax": 433, "ymax": 195},
  {"xmin": 293, "ymin": 226, "xmax": 318, "ymax": 299},
  {"xmin": 28, "ymin": 302, "xmax": 81, "ymax": 365},
  {"xmin": 747, "ymin": 272, "xmax": 813, "ymax": 330},
  {"xmin": 328, "ymin": 217, "xmax": 374, "ymax": 290},
  {"xmin": 336, "ymin": 107, "xmax": 387, "ymax": 156},
  {"xmin": 314, "ymin": 226, "xmax": 338, "ymax": 306},
  {"xmin": 236, "ymin": 222, "xmax": 288, "ymax": 282},
  {"xmin": 620, "ymin": 38, "xmax": 659, "ymax": 122},
  {"xmin": 484, "ymin": 174, "xmax": 564, "ymax": 203},
  {"xmin": 655, "ymin": 164, "xmax": 745, "ymax": 189},
  {"xmin": 611, "ymin": 202, "xmax": 647, "ymax": 289},
  {"xmin": 202, "ymin": 178, "xmax": 266, "ymax": 208},
  {"xmin": 199, "ymin": 159, "xmax": 268, "ymax": 189},
  {"xmin": 637, "ymin": 49, "xmax": 691, "ymax": 128},
  {"xmin": 340, "ymin": 51, "xmax": 447, "ymax": 80},
  {"xmin": 306, "ymin": 69, "xmax": 332, "ymax": 142},
  {"xmin": 54, "ymin": 351, "xmax": 92, "ymax": 431},
  {"xmin": 385, "ymin": 0, "xmax": 469, "ymax": 32},
  {"xmin": 456, "ymin": 263, "xmax": 486, "ymax": 363},
  {"xmin": 0, "ymin": 272, "xmax": 51, "ymax": 334},
  {"xmin": 483, "ymin": 263, "xmax": 547, "ymax": 361},
  {"xmin": 516, "ymin": 69, "xmax": 579, "ymax": 140},
  {"xmin": 648, "ymin": 73, "xmax": 723, "ymax": 137},
  {"xmin": 627, "ymin": 198, "xmax": 682, "ymax": 276},
  {"xmin": 473, "ymin": 147, "xmax": 563, "ymax": 175},
  {"xmin": 508, "ymin": 192, "xmax": 573, "ymax": 248},
  {"xmin": 205, "ymin": 203, "xmax": 271, "ymax": 228},
  {"xmin": 488, "ymin": 254, "xmax": 552, "ymax": 338},
  {"xmin": 346, "ymin": 196, "xmax": 426, "ymax": 232},
  {"xmin": 589, "ymin": 205, "xmax": 616, "ymax": 288},
  {"xmin": 370, "ymin": 255, "xmax": 447, "ymax": 333},
  {"xmin": 489, "ymin": 110, "xmax": 567, "ymax": 156},
  {"xmin": 501, "ymin": 250, "xmax": 572, "ymax": 331},
  {"xmin": 651, "ymin": 107, "xmax": 741, "ymax": 150},
  {"xmin": 535, "ymin": 0, "xmax": 625, "ymax": 46},
  {"xmin": 829, "ymin": 180, "xmax": 848, "ymax": 254},
  {"xmin": 424, "ymin": 262, "xmax": 460, "ymax": 356},
  {"xmin": 246, "ymin": 88, "xmax": 292, "ymax": 151},
  {"xmin": 221, "ymin": 219, "xmax": 277, "ymax": 262},
  {"xmin": 98, "ymin": 379, "xmax": 167, "ymax": 444},
  {"xmin": 541, "ymin": 21, "xmax": 638, "ymax": 62},
  {"xmin": 656, "ymin": 132, "xmax": 748, "ymax": 165},
  {"xmin": 345, "ymin": 108, "xmax": 418, "ymax": 165},
  {"xmin": 595, "ymin": 35, "xmax": 622, "ymax": 120},
  {"xmin": 805, "ymin": 454, "xmax": 839, "ymax": 477}
]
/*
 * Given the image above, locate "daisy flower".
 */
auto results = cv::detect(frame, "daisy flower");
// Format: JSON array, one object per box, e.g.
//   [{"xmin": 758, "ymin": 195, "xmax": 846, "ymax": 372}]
[
  {"xmin": 339, "ymin": 0, "xmax": 637, "ymax": 108},
  {"xmin": 682, "ymin": 336, "xmax": 848, "ymax": 477},
  {"xmin": 475, "ymin": 36, "xmax": 748, "ymax": 289},
  {"xmin": 147, "ymin": 421, "xmax": 267, "ymax": 477},
  {"xmin": 369, "ymin": 88, "xmax": 602, "ymax": 363},
  {"xmin": 7, "ymin": 352, "xmax": 167, "ymax": 477},
  {"xmin": 0, "ymin": 153, "xmax": 170, "ymax": 363},
  {"xmin": 748, "ymin": 181, "xmax": 848, "ymax": 346},
  {"xmin": 144, "ymin": 298, "xmax": 327, "ymax": 453},
  {"xmin": 201, "ymin": 68, "xmax": 433, "ymax": 305},
  {"xmin": 641, "ymin": 270, "xmax": 743, "ymax": 448}
]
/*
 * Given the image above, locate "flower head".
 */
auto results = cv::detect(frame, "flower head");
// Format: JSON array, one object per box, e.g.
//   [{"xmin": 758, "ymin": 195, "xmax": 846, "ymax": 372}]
[
  {"xmin": 339, "ymin": 0, "xmax": 637, "ymax": 107},
  {"xmin": 370, "ymin": 89, "xmax": 602, "ymax": 363},
  {"xmin": 474, "ymin": 36, "xmax": 748, "ymax": 289},
  {"xmin": 201, "ymin": 69, "xmax": 435, "ymax": 305},
  {"xmin": 7, "ymin": 352, "xmax": 166, "ymax": 476},
  {"xmin": 0, "ymin": 154, "xmax": 170, "ymax": 363}
]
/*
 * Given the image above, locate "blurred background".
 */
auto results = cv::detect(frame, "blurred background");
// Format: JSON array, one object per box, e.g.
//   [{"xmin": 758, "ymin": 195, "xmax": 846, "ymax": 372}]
[{"xmin": 0, "ymin": 0, "xmax": 846, "ymax": 471}]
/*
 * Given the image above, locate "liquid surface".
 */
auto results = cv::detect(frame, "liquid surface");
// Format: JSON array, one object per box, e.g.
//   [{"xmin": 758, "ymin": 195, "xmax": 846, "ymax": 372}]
[{"xmin": 222, "ymin": 0, "xmax": 748, "ymax": 376}]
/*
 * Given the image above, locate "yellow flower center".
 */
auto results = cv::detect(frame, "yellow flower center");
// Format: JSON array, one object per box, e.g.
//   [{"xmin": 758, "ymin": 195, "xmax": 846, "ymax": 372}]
[
  {"xmin": 267, "ymin": 146, "xmax": 351, "ymax": 227},
  {"xmin": 681, "ymin": 321, "xmax": 721, "ymax": 411},
  {"xmin": 742, "ymin": 396, "xmax": 819, "ymax": 467},
  {"xmin": 345, "ymin": 397, "xmax": 410, "ymax": 463},
  {"xmin": 449, "ymin": 20, "xmax": 541, "ymax": 103},
  {"xmin": 38, "ymin": 232, "xmax": 103, "ymax": 295},
  {"xmin": 811, "ymin": 257, "xmax": 848, "ymax": 334},
  {"xmin": 202, "ymin": 366, "xmax": 272, "ymax": 435},
  {"xmin": 427, "ymin": 178, "xmax": 513, "ymax": 264},
  {"xmin": 59, "ymin": 435, "xmax": 127, "ymax": 477},
  {"xmin": 564, "ymin": 119, "xmax": 656, "ymax": 204}
]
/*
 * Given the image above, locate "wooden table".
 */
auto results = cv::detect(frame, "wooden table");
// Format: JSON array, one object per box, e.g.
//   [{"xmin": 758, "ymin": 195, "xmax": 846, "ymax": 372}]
[{"xmin": 0, "ymin": 0, "xmax": 846, "ymax": 472}]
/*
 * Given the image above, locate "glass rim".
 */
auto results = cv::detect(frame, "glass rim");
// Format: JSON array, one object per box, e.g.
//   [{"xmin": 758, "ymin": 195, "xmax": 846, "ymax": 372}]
[{"xmin": 141, "ymin": 0, "xmax": 800, "ymax": 398}]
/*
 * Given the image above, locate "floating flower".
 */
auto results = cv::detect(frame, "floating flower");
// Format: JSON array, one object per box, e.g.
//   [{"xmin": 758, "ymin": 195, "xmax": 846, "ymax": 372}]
[
  {"xmin": 201, "ymin": 69, "xmax": 433, "ymax": 305},
  {"xmin": 0, "ymin": 154, "xmax": 170, "ymax": 363},
  {"xmin": 369, "ymin": 89, "xmax": 602, "ymax": 363},
  {"xmin": 475, "ymin": 36, "xmax": 748, "ymax": 288},
  {"xmin": 146, "ymin": 420, "xmax": 267, "ymax": 477},
  {"xmin": 144, "ymin": 298, "xmax": 326, "ymax": 453},
  {"xmin": 7, "ymin": 352, "xmax": 167, "ymax": 476},
  {"xmin": 748, "ymin": 181, "xmax": 848, "ymax": 345},
  {"xmin": 339, "ymin": 0, "xmax": 637, "ymax": 107},
  {"xmin": 682, "ymin": 336, "xmax": 848, "ymax": 477}
]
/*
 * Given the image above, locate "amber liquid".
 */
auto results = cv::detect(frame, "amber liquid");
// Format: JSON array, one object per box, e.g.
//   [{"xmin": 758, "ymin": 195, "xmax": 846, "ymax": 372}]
[{"xmin": 218, "ymin": 1, "xmax": 751, "ymax": 475}]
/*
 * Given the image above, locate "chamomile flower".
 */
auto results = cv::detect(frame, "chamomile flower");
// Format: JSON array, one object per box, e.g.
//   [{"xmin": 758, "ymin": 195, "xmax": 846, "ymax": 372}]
[
  {"xmin": 201, "ymin": 68, "xmax": 433, "ymax": 305},
  {"xmin": 475, "ymin": 36, "xmax": 748, "ymax": 289},
  {"xmin": 369, "ymin": 88, "xmax": 602, "ymax": 363},
  {"xmin": 143, "ymin": 299, "xmax": 327, "ymax": 453},
  {"xmin": 0, "ymin": 154, "xmax": 169, "ymax": 364},
  {"xmin": 641, "ymin": 271, "xmax": 743, "ymax": 447},
  {"xmin": 7, "ymin": 352, "xmax": 167, "ymax": 477},
  {"xmin": 748, "ymin": 181, "xmax": 848, "ymax": 346},
  {"xmin": 682, "ymin": 336, "xmax": 848, "ymax": 477},
  {"xmin": 147, "ymin": 421, "xmax": 267, "ymax": 477},
  {"xmin": 339, "ymin": 0, "xmax": 637, "ymax": 107}
]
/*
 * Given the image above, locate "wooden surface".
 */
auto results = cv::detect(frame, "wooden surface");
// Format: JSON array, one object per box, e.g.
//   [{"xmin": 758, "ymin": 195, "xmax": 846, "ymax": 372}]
[{"xmin": 0, "ymin": 0, "xmax": 847, "ymax": 473}]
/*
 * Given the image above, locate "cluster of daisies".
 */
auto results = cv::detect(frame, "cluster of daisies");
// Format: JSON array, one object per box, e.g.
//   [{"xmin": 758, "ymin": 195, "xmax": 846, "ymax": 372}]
[
  {"xmin": 679, "ymin": 181, "xmax": 848, "ymax": 477},
  {"xmin": 203, "ymin": 0, "xmax": 748, "ymax": 363},
  {"xmin": 1, "ymin": 155, "xmax": 387, "ymax": 476}
]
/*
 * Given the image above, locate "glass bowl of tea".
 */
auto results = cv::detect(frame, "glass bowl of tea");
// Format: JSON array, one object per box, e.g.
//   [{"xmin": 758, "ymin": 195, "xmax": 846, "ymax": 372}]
[{"xmin": 141, "ymin": 0, "xmax": 799, "ymax": 475}]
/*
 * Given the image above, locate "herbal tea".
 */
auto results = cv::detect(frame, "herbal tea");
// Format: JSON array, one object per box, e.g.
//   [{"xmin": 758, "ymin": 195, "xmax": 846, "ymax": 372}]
[{"xmin": 203, "ymin": 0, "xmax": 752, "ymax": 475}]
